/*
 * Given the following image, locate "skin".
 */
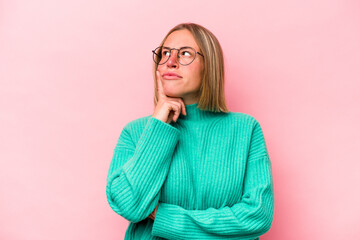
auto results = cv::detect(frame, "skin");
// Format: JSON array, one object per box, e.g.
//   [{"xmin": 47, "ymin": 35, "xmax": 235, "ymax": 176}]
[
  {"xmin": 157, "ymin": 29, "xmax": 204, "ymax": 105},
  {"xmin": 149, "ymin": 29, "xmax": 204, "ymax": 220}
]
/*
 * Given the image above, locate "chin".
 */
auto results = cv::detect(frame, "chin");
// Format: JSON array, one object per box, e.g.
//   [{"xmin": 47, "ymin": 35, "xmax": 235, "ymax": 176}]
[
  {"xmin": 163, "ymin": 86, "xmax": 183, "ymax": 98},
  {"xmin": 164, "ymin": 92, "xmax": 183, "ymax": 98}
]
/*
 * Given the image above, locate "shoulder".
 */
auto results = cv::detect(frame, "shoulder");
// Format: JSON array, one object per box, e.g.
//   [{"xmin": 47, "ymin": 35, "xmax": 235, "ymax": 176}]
[
  {"xmin": 224, "ymin": 111, "xmax": 262, "ymax": 129},
  {"xmin": 225, "ymin": 111, "xmax": 269, "ymax": 160},
  {"xmin": 122, "ymin": 114, "xmax": 153, "ymax": 133},
  {"xmin": 115, "ymin": 115, "xmax": 152, "ymax": 146}
]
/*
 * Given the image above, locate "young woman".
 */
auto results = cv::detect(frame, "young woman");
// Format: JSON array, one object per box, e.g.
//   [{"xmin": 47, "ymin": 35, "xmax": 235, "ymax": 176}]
[{"xmin": 106, "ymin": 22, "xmax": 274, "ymax": 240}]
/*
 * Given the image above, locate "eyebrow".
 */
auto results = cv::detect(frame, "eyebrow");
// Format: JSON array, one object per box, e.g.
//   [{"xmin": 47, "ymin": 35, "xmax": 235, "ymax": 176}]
[{"xmin": 162, "ymin": 46, "xmax": 193, "ymax": 49}]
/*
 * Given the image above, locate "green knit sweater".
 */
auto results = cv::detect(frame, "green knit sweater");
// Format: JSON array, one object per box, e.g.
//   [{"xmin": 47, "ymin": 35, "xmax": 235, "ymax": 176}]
[{"xmin": 106, "ymin": 103, "xmax": 274, "ymax": 240}]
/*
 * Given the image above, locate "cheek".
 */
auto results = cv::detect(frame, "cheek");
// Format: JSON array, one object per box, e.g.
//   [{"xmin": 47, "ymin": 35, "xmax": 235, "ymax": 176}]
[
  {"xmin": 194, "ymin": 66, "xmax": 203, "ymax": 83},
  {"xmin": 157, "ymin": 65, "xmax": 164, "ymax": 72},
  {"xmin": 187, "ymin": 64, "xmax": 202, "ymax": 78},
  {"xmin": 186, "ymin": 68, "xmax": 202, "ymax": 89}
]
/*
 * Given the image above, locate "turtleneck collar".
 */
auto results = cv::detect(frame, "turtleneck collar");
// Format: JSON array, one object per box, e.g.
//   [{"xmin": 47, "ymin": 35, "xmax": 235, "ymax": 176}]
[{"xmin": 177, "ymin": 103, "xmax": 224, "ymax": 121}]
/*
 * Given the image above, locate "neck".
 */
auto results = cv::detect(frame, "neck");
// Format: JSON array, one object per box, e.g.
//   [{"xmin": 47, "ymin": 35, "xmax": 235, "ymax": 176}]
[{"xmin": 177, "ymin": 103, "xmax": 223, "ymax": 121}]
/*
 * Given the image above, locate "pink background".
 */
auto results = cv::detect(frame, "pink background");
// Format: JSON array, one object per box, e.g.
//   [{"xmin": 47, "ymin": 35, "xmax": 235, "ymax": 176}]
[{"xmin": 1, "ymin": 0, "xmax": 360, "ymax": 239}]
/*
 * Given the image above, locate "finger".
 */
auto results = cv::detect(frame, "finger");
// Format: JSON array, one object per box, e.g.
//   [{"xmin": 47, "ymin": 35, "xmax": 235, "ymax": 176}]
[
  {"xmin": 171, "ymin": 102, "xmax": 181, "ymax": 122},
  {"xmin": 180, "ymin": 98, "xmax": 186, "ymax": 116},
  {"xmin": 167, "ymin": 97, "xmax": 187, "ymax": 116},
  {"xmin": 167, "ymin": 110, "xmax": 174, "ymax": 124},
  {"xmin": 156, "ymin": 71, "xmax": 166, "ymax": 98}
]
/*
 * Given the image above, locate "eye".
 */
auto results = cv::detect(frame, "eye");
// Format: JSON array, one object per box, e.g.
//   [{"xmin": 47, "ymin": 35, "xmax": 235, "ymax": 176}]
[
  {"xmin": 181, "ymin": 51, "xmax": 191, "ymax": 56},
  {"xmin": 162, "ymin": 50, "xmax": 170, "ymax": 56}
]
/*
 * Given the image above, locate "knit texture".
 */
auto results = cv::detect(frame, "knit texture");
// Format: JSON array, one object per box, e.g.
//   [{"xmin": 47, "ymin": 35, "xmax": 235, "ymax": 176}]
[{"xmin": 106, "ymin": 103, "xmax": 274, "ymax": 240}]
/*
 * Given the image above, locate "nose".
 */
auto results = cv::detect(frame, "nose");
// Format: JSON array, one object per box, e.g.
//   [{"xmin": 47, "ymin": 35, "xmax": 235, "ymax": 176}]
[{"xmin": 166, "ymin": 49, "xmax": 179, "ymax": 68}]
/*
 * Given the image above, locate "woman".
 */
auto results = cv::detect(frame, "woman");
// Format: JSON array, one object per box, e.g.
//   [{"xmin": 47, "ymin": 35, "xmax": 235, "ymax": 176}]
[{"xmin": 106, "ymin": 22, "xmax": 274, "ymax": 240}]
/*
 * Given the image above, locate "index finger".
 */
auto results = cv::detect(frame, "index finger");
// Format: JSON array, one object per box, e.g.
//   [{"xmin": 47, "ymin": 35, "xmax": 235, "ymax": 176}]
[{"xmin": 156, "ymin": 71, "xmax": 166, "ymax": 98}]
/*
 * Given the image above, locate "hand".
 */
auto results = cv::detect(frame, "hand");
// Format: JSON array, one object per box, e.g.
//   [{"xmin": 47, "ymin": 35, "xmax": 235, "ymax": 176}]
[
  {"xmin": 148, "ymin": 202, "xmax": 159, "ymax": 221},
  {"xmin": 152, "ymin": 71, "xmax": 187, "ymax": 124}
]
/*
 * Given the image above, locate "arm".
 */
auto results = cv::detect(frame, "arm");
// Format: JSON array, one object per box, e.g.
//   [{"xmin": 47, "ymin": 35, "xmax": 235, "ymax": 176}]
[
  {"xmin": 106, "ymin": 117, "xmax": 180, "ymax": 223},
  {"xmin": 151, "ymin": 120, "xmax": 274, "ymax": 239}
]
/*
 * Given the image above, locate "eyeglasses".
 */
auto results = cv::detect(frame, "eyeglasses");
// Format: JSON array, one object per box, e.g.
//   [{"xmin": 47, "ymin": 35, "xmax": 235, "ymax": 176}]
[{"xmin": 152, "ymin": 46, "xmax": 204, "ymax": 66}]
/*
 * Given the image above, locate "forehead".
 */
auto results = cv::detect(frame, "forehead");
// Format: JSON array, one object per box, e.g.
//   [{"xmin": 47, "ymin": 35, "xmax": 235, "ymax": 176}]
[{"xmin": 163, "ymin": 29, "xmax": 199, "ymax": 50}]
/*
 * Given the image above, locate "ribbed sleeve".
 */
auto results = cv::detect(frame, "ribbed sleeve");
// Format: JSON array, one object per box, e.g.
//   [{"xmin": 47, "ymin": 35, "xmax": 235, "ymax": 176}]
[
  {"xmin": 247, "ymin": 120, "xmax": 269, "ymax": 162},
  {"xmin": 151, "ymin": 156, "xmax": 273, "ymax": 239},
  {"xmin": 151, "ymin": 119, "xmax": 274, "ymax": 239},
  {"xmin": 106, "ymin": 117, "xmax": 180, "ymax": 223}
]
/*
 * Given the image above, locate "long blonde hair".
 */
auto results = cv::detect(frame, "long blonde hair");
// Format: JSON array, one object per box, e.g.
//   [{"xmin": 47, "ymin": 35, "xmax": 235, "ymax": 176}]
[{"xmin": 153, "ymin": 22, "xmax": 228, "ymax": 113}]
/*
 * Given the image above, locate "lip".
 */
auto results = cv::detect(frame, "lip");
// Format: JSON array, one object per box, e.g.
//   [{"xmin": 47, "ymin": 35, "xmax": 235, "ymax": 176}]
[{"xmin": 163, "ymin": 72, "xmax": 182, "ymax": 79}]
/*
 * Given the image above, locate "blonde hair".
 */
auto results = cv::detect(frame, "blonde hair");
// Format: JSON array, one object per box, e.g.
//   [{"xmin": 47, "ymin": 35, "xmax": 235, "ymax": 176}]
[{"xmin": 153, "ymin": 22, "xmax": 228, "ymax": 113}]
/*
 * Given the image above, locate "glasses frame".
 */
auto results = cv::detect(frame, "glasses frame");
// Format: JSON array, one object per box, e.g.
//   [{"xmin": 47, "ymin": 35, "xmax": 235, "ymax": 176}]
[{"xmin": 152, "ymin": 46, "xmax": 204, "ymax": 66}]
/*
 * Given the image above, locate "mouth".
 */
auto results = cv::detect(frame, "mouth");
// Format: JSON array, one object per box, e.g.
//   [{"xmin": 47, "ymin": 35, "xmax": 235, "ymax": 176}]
[
  {"xmin": 163, "ymin": 75, "xmax": 182, "ymax": 80},
  {"xmin": 162, "ymin": 72, "xmax": 183, "ymax": 79}
]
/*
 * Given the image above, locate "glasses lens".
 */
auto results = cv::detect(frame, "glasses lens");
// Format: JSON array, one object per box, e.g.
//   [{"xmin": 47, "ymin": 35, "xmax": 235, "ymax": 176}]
[
  {"xmin": 153, "ymin": 47, "xmax": 169, "ymax": 65},
  {"xmin": 152, "ymin": 47, "xmax": 196, "ymax": 65},
  {"xmin": 178, "ymin": 47, "xmax": 196, "ymax": 65}
]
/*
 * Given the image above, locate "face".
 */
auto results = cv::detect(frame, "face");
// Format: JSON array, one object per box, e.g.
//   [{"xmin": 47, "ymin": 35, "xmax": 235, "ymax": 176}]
[{"xmin": 157, "ymin": 29, "xmax": 204, "ymax": 105}]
